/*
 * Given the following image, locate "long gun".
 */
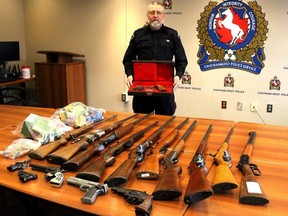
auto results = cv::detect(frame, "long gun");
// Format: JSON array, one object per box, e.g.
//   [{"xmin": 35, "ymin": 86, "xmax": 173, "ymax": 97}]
[
  {"xmin": 75, "ymin": 121, "xmax": 158, "ymax": 181},
  {"xmin": 61, "ymin": 112, "xmax": 154, "ymax": 170},
  {"xmin": 152, "ymin": 120, "xmax": 198, "ymax": 200},
  {"xmin": 104, "ymin": 116, "xmax": 176, "ymax": 187},
  {"xmin": 45, "ymin": 113, "xmax": 138, "ymax": 164},
  {"xmin": 135, "ymin": 117, "xmax": 189, "ymax": 180},
  {"xmin": 237, "ymin": 131, "xmax": 269, "ymax": 205},
  {"xmin": 28, "ymin": 115, "xmax": 117, "ymax": 160},
  {"xmin": 211, "ymin": 127, "xmax": 238, "ymax": 192},
  {"xmin": 183, "ymin": 124, "xmax": 213, "ymax": 205}
]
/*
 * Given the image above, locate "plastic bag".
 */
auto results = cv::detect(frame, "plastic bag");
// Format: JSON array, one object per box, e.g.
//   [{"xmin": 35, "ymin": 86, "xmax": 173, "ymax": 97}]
[
  {"xmin": 0, "ymin": 138, "xmax": 41, "ymax": 159},
  {"xmin": 52, "ymin": 102, "xmax": 106, "ymax": 127},
  {"xmin": 12, "ymin": 113, "xmax": 73, "ymax": 144}
]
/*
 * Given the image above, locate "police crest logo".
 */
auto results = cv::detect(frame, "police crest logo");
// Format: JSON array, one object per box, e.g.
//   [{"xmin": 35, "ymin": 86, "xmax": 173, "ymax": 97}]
[
  {"xmin": 197, "ymin": 0, "xmax": 269, "ymax": 74},
  {"xmin": 269, "ymin": 76, "xmax": 281, "ymax": 90},
  {"xmin": 224, "ymin": 73, "xmax": 234, "ymax": 87},
  {"xmin": 182, "ymin": 71, "xmax": 192, "ymax": 84},
  {"xmin": 163, "ymin": 0, "xmax": 172, "ymax": 10}
]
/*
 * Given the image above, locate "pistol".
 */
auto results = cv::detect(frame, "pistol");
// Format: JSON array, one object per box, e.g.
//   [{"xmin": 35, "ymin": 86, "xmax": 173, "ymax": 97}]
[
  {"xmin": 111, "ymin": 187, "xmax": 153, "ymax": 216},
  {"xmin": 7, "ymin": 159, "xmax": 31, "ymax": 171},
  {"xmin": 66, "ymin": 176, "xmax": 108, "ymax": 204}
]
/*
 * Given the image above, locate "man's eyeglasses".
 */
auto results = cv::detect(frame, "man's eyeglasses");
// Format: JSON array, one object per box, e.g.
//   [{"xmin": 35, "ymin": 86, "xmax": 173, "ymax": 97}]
[{"xmin": 148, "ymin": 10, "xmax": 164, "ymax": 15}]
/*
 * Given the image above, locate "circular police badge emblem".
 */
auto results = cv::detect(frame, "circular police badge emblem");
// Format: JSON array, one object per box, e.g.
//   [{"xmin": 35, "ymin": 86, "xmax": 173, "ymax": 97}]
[{"xmin": 197, "ymin": 0, "xmax": 268, "ymax": 74}]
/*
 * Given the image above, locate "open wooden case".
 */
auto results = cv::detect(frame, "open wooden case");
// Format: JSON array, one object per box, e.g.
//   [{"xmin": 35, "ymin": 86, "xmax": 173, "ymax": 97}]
[{"xmin": 128, "ymin": 60, "xmax": 174, "ymax": 96}]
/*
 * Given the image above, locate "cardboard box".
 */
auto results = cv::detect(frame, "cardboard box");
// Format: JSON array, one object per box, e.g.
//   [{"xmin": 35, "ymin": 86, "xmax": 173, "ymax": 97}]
[{"xmin": 128, "ymin": 60, "xmax": 174, "ymax": 96}]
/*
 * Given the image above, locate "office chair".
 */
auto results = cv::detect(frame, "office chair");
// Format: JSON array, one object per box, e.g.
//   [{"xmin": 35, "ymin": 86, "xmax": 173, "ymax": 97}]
[{"xmin": 0, "ymin": 86, "xmax": 42, "ymax": 106}]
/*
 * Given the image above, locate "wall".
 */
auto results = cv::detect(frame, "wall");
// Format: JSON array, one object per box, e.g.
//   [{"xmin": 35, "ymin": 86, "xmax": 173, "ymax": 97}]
[
  {"xmin": 0, "ymin": 0, "xmax": 26, "ymax": 66},
  {"xmin": 0, "ymin": 0, "xmax": 287, "ymax": 126},
  {"xmin": 124, "ymin": 0, "xmax": 288, "ymax": 126},
  {"xmin": 23, "ymin": 0, "xmax": 128, "ymax": 112}
]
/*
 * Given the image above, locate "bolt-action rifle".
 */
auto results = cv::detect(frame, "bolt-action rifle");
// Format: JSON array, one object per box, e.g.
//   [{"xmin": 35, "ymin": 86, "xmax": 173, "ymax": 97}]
[
  {"xmin": 183, "ymin": 124, "xmax": 213, "ymax": 205},
  {"xmin": 45, "ymin": 113, "xmax": 138, "ymax": 164},
  {"xmin": 135, "ymin": 117, "xmax": 189, "ymax": 180},
  {"xmin": 104, "ymin": 116, "xmax": 176, "ymax": 187},
  {"xmin": 28, "ymin": 115, "xmax": 117, "ymax": 160},
  {"xmin": 75, "ymin": 121, "xmax": 158, "ymax": 181},
  {"xmin": 61, "ymin": 112, "xmax": 154, "ymax": 170},
  {"xmin": 210, "ymin": 127, "xmax": 238, "ymax": 192},
  {"xmin": 237, "ymin": 131, "xmax": 269, "ymax": 205},
  {"xmin": 152, "ymin": 120, "xmax": 198, "ymax": 200}
]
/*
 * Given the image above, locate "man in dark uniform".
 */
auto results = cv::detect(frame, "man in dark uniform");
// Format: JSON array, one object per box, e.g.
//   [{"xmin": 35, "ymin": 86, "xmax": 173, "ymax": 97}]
[{"xmin": 123, "ymin": 1, "xmax": 188, "ymax": 115}]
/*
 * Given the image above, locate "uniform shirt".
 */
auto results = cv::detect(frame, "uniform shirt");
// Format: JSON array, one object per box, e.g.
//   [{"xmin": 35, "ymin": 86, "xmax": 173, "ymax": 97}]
[{"xmin": 123, "ymin": 24, "xmax": 188, "ymax": 78}]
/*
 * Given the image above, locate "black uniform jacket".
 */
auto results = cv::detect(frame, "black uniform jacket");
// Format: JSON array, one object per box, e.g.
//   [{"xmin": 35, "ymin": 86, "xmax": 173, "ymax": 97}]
[{"xmin": 123, "ymin": 24, "xmax": 188, "ymax": 79}]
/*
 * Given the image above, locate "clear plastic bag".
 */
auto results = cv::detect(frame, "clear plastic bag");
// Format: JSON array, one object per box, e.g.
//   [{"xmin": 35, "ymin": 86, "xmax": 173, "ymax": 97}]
[
  {"xmin": 0, "ymin": 138, "xmax": 41, "ymax": 159},
  {"xmin": 52, "ymin": 102, "xmax": 106, "ymax": 127}
]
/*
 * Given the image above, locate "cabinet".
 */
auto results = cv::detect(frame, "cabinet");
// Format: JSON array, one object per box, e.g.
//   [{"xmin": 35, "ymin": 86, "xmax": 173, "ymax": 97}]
[{"xmin": 35, "ymin": 51, "xmax": 86, "ymax": 108}]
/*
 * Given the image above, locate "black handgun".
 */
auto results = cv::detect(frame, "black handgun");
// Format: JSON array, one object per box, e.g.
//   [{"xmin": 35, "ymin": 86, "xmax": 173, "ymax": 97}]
[
  {"xmin": 111, "ymin": 187, "xmax": 153, "ymax": 216},
  {"xmin": 18, "ymin": 170, "xmax": 37, "ymax": 182},
  {"xmin": 7, "ymin": 159, "xmax": 31, "ymax": 171}
]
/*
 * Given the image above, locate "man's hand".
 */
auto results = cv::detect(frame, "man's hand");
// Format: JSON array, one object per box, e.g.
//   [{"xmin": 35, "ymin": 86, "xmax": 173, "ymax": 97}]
[
  {"xmin": 126, "ymin": 75, "xmax": 133, "ymax": 88},
  {"xmin": 173, "ymin": 76, "xmax": 180, "ymax": 91}
]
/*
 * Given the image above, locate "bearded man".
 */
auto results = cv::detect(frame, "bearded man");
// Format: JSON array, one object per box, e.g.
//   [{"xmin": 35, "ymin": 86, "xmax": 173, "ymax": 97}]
[{"xmin": 123, "ymin": 2, "xmax": 188, "ymax": 115}]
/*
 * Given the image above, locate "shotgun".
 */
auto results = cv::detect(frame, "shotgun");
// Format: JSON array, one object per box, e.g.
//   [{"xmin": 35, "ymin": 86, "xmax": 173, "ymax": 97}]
[
  {"xmin": 104, "ymin": 116, "xmax": 176, "ymax": 187},
  {"xmin": 135, "ymin": 117, "xmax": 189, "ymax": 179},
  {"xmin": 184, "ymin": 124, "xmax": 213, "ymax": 205},
  {"xmin": 45, "ymin": 113, "xmax": 138, "ymax": 165},
  {"xmin": 152, "ymin": 120, "xmax": 198, "ymax": 200},
  {"xmin": 237, "ymin": 131, "xmax": 269, "ymax": 205},
  {"xmin": 75, "ymin": 121, "xmax": 158, "ymax": 181},
  {"xmin": 61, "ymin": 112, "xmax": 154, "ymax": 170},
  {"xmin": 211, "ymin": 127, "xmax": 238, "ymax": 193},
  {"xmin": 28, "ymin": 115, "xmax": 117, "ymax": 160}
]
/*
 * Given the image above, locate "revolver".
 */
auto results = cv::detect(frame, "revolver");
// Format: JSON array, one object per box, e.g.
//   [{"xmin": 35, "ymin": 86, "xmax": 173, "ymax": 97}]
[
  {"xmin": 111, "ymin": 187, "xmax": 153, "ymax": 216},
  {"xmin": 67, "ymin": 176, "xmax": 108, "ymax": 204},
  {"xmin": 7, "ymin": 159, "xmax": 31, "ymax": 171},
  {"xmin": 29, "ymin": 163, "xmax": 65, "ymax": 187}
]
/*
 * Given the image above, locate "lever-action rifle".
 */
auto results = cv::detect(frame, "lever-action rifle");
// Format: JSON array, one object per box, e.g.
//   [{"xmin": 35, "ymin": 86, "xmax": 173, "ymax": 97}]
[
  {"xmin": 61, "ymin": 112, "xmax": 154, "ymax": 170},
  {"xmin": 152, "ymin": 120, "xmax": 198, "ymax": 200},
  {"xmin": 75, "ymin": 121, "xmax": 158, "ymax": 181},
  {"xmin": 28, "ymin": 115, "xmax": 117, "ymax": 160},
  {"xmin": 135, "ymin": 117, "xmax": 189, "ymax": 180},
  {"xmin": 45, "ymin": 113, "xmax": 138, "ymax": 164},
  {"xmin": 184, "ymin": 124, "xmax": 213, "ymax": 205},
  {"xmin": 210, "ymin": 127, "xmax": 238, "ymax": 192},
  {"xmin": 237, "ymin": 131, "xmax": 269, "ymax": 205},
  {"xmin": 111, "ymin": 187, "xmax": 153, "ymax": 216},
  {"xmin": 104, "ymin": 116, "xmax": 176, "ymax": 187}
]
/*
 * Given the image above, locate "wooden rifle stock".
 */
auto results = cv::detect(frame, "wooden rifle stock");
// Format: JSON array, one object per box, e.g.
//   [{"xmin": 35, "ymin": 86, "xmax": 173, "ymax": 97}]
[
  {"xmin": 61, "ymin": 113, "xmax": 153, "ymax": 170},
  {"xmin": 136, "ymin": 117, "xmax": 189, "ymax": 180},
  {"xmin": 104, "ymin": 147, "xmax": 138, "ymax": 187},
  {"xmin": 76, "ymin": 122, "xmax": 158, "ymax": 181},
  {"xmin": 152, "ymin": 120, "xmax": 198, "ymax": 200},
  {"xmin": 184, "ymin": 124, "xmax": 213, "ymax": 205},
  {"xmin": 237, "ymin": 132, "xmax": 269, "ymax": 205},
  {"xmin": 105, "ymin": 116, "xmax": 176, "ymax": 187},
  {"xmin": 46, "ymin": 114, "xmax": 138, "ymax": 165},
  {"xmin": 28, "ymin": 115, "xmax": 117, "ymax": 160},
  {"xmin": 211, "ymin": 127, "xmax": 238, "ymax": 192}
]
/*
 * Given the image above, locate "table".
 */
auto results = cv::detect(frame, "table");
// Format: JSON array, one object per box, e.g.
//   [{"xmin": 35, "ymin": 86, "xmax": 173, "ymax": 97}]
[{"xmin": 0, "ymin": 105, "xmax": 287, "ymax": 216}]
